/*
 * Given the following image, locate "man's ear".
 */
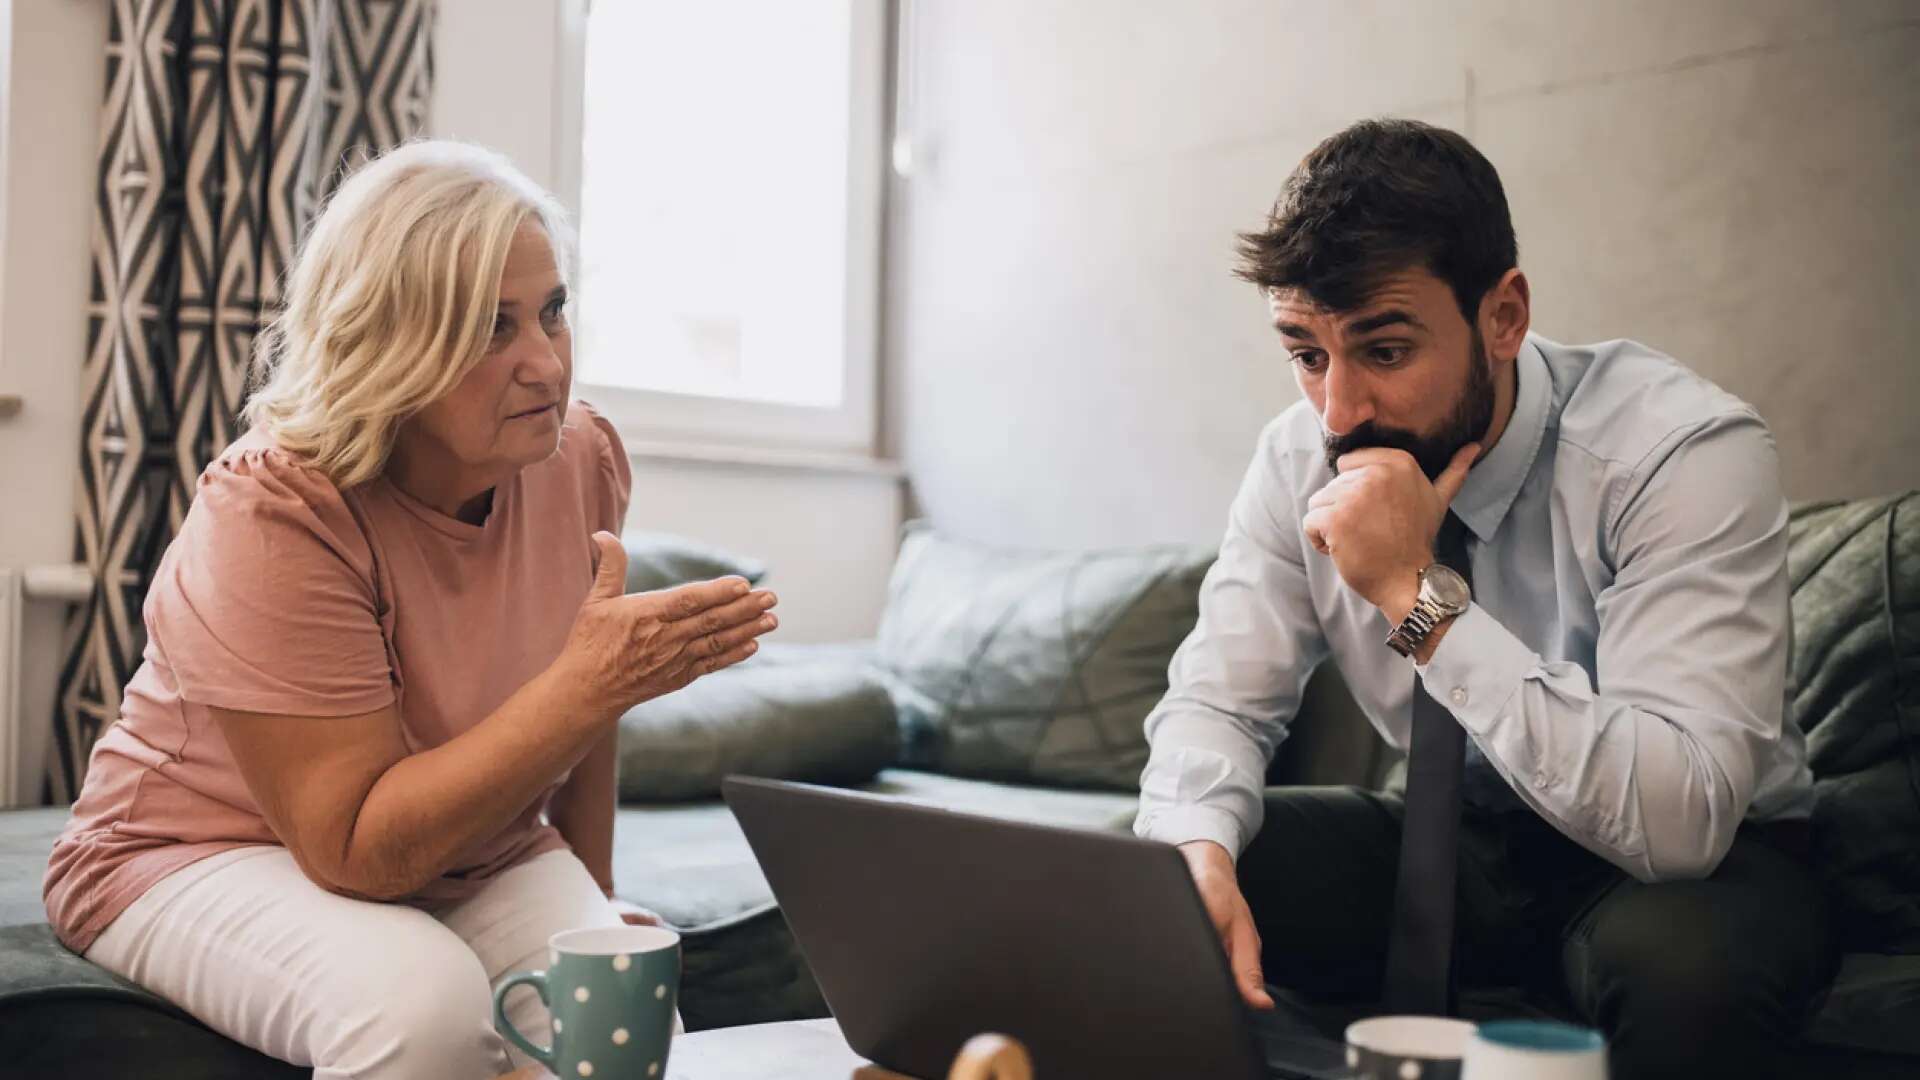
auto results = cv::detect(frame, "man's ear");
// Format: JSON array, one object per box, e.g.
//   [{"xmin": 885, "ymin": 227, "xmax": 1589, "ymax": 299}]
[{"xmin": 1481, "ymin": 268, "xmax": 1531, "ymax": 362}]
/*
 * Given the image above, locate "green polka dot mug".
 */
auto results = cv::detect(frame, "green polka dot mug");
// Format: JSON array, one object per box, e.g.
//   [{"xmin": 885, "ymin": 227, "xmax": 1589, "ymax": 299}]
[{"xmin": 494, "ymin": 925, "xmax": 681, "ymax": 1079}]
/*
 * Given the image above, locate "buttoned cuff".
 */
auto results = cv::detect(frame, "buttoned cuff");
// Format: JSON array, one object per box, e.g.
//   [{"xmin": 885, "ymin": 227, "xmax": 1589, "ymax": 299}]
[
  {"xmin": 1134, "ymin": 804, "xmax": 1247, "ymax": 860},
  {"xmin": 1414, "ymin": 604, "xmax": 1539, "ymax": 737}
]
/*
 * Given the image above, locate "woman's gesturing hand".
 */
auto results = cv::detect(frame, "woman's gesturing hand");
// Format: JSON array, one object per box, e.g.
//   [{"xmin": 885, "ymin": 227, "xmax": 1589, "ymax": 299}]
[{"xmin": 561, "ymin": 531, "xmax": 779, "ymax": 719}]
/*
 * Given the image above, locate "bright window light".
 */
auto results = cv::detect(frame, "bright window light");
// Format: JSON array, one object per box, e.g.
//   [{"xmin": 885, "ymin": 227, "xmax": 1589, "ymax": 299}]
[{"xmin": 576, "ymin": 0, "xmax": 853, "ymax": 409}]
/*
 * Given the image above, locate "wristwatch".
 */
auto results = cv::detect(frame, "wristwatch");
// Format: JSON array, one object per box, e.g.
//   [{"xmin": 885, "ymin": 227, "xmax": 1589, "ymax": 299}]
[{"xmin": 1385, "ymin": 563, "xmax": 1472, "ymax": 657}]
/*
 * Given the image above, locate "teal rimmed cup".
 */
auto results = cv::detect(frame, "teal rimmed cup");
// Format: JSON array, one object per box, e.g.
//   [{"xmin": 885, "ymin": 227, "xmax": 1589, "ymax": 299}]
[
  {"xmin": 493, "ymin": 924, "xmax": 681, "ymax": 1078},
  {"xmin": 1462, "ymin": 1020, "xmax": 1607, "ymax": 1080}
]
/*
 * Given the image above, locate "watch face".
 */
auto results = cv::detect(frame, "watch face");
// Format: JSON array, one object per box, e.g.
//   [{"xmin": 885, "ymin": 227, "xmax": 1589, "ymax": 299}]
[{"xmin": 1423, "ymin": 564, "xmax": 1472, "ymax": 612}]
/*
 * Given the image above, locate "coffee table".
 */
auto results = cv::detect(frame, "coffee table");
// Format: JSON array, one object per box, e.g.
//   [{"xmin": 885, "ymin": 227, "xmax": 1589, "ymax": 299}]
[
  {"xmin": 508, "ymin": 1019, "xmax": 918, "ymax": 1080},
  {"xmin": 671, "ymin": 1018, "xmax": 915, "ymax": 1079}
]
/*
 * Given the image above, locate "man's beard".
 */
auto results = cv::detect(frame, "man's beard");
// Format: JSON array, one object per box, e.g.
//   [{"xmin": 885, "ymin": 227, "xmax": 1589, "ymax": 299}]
[{"xmin": 1322, "ymin": 328, "xmax": 1496, "ymax": 480}]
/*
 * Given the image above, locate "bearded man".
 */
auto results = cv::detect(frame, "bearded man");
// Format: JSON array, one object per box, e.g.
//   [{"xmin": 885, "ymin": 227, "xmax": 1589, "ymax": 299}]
[{"xmin": 1134, "ymin": 118, "xmax": 1831, "ymax": 1080}]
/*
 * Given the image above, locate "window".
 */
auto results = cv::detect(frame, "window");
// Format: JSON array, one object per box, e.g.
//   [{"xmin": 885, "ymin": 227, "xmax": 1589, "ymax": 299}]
[{"xmin": 561, "ymin": 0, "xmax": 886, "ymax": 454}]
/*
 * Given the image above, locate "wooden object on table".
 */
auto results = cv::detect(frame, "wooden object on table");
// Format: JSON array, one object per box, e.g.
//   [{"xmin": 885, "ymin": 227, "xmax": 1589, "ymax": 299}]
[
  {"xmin": 853, "ymin": 1032, "xmax": 1033, "ymax": 1080},
  {"xmin": 944, "ymin": 1034, "xmax": 1034, "ymax": 1080}
]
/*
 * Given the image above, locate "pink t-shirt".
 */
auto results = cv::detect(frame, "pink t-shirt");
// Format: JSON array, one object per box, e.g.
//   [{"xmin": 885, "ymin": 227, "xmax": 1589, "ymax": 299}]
[{"xmin": 44, "ymin": 401, "xmax": 632, "ymax": 953}]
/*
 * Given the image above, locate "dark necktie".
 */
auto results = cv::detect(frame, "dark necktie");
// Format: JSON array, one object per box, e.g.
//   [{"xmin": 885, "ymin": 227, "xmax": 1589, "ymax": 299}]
[{"xmin": 1381, "ymin": 513, "xmax": 1473, "ymax": 1016}]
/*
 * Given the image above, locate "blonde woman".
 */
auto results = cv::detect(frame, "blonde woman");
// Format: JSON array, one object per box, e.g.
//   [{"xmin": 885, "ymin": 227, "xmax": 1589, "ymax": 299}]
[{"xmin": 42, "ymin": 141, "xmax": 778, "ymax": 1078}]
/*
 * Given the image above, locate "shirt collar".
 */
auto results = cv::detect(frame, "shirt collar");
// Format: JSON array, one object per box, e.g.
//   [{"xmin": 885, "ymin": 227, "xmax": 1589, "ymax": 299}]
[{"xmin": 1451, "ymin": 336, "xmax": 1550, "ymax": 543}]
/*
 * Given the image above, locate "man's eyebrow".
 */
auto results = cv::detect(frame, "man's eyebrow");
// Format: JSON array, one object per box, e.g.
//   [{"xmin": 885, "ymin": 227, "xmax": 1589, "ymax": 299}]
[
  {"xmin": 1275, "ymin": 321, "xmax": 1317, "ymax": 341},
  {"xmin": 1344, "ymin": 309, "xmax": 1426, "ymax": 335}
]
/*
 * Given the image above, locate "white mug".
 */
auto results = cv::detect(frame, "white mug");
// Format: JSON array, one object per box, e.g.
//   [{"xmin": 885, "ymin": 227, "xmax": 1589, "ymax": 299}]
[
  {"xmin": 1344, "ymin": 1016, "xmax": 1476, "ymax": 1080},
  {"xmin": 1461, "ymin": 1020, "xmax": 1607, "ymax": 1080}
]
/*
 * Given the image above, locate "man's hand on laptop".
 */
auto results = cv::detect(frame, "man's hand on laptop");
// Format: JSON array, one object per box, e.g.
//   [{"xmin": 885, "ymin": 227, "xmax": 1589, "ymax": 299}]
[{"xmin": 1178, "ymin": 840, "xmax": 1276, "ymax": 1011}]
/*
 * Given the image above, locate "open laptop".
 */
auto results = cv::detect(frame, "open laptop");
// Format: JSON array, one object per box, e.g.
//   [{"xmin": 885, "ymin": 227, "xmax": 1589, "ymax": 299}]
[{"xmin": 722, "ymin": 776, "xmax": 1350, "ymax": 1080}]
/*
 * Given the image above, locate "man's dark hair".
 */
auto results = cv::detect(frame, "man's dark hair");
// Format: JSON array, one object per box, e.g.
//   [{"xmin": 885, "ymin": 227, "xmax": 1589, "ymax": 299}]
[{"xmin": 1236, "ymin": 118, "xmax": 1518, "ymax": 320}]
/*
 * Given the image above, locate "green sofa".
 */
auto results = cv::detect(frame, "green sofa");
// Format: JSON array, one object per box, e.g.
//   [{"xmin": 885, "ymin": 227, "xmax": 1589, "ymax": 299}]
[{"xmin": 2, "ymin": 494, "xmax": 1916, "ymax": 1077}]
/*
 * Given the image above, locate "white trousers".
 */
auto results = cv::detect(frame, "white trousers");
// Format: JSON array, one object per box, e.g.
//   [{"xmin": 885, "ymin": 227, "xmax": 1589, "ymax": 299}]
[{"xmin": 86, "ymin": 844, "xmax": 624, "ymax": 1079}]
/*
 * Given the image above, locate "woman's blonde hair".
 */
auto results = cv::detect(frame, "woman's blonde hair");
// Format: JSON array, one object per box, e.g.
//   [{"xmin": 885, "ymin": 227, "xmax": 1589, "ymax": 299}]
[{"xmin": 243, "ymin": 140, "xmax": 574, "ymax": 488}]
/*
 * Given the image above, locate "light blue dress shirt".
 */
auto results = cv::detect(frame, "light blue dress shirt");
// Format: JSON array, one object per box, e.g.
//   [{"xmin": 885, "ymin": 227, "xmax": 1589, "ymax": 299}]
[{"xmin": 1135, "ymin": 334, "xmax": 1814, "ymax": 883}]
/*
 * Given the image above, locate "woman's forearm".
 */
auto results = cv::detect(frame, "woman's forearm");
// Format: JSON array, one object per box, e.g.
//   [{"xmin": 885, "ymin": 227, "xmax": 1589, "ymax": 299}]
[
  {"xmin": 337, "ymin": 664, "xmax": 612, "ymax": 898},
  {"xmin": 550, "ymin": 727, "xmax": 619, "ymax": 895}
]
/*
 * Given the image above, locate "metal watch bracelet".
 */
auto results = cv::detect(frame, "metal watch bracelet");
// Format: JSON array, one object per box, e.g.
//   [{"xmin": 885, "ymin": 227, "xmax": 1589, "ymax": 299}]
[{"xmin": 1385, "ymin": 596, "xmax": 1448, "ymax": 657}]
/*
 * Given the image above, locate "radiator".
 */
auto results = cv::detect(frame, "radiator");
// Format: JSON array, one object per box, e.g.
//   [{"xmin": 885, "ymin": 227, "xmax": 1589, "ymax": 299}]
[{"xmin": 0, "ymin": 564, "xmax": 91, "ymax": 806}]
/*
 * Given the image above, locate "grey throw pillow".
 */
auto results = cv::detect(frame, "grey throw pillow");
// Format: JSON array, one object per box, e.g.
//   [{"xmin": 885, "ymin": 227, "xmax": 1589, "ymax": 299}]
[
  {"xmin": 876, "ymin": 523, "xmax": 1214, "ymax": 790},
  {"xmin": 1789, "ymin": 491, "xmax": 1920, "ymax": 953},
  {"xmin": 622, "ymin": 531, "xmax": 768, "ymax": 594},
  {"xmin": 617, "ymin": 643, "xmax": 898, "ymax": 802}
]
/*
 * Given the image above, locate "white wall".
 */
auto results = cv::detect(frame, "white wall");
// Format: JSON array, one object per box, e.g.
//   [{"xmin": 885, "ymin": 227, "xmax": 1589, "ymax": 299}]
[
  {"xmin": 431, "ymin": 0, "xmax": 567, "ymax": 193},
  {"xmin": 0, "ymin": 0, "xmax": 108, "ymax": 802},
  {"xmin": 886, "ymin": 1, "xmax": 1920, "ymax": 550}
]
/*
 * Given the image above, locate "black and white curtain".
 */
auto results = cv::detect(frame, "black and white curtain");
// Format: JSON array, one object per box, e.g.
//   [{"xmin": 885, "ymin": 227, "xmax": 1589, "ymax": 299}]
[{"xmin": 49, "ymin": 0, "xmax": 434, "ymax": 801}]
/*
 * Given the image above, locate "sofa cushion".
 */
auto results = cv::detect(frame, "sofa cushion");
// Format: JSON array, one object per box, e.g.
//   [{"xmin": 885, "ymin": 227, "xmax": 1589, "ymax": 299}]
[
  {"xmin": 0, "ymin": 809, "xmax": 303, "ymax": 1077},
  {"xmin": 621, "ymin": 530, "xmax": 768, "ymax": 594},
  {"xmin": 0, "ymin": 805, "xmax": 63, "ymax": 928},
  {"xmin": 1805, "ymin": 953, "xmax": 1920, "ymax": 1058},
  {"xmin": 876, "ymin": 524, "xmax": 1214, "ymax": 790},
  {"xmin": 0, "ymin": 923, "xmax": 307, "ymax": 1079},
  {"xmin": 1789, "ymin": 493, "xmax": 1920, "ymax": 953},
  {"xmin": 617, "ymin": 642, "xmax": 898, "ymax": 802}
]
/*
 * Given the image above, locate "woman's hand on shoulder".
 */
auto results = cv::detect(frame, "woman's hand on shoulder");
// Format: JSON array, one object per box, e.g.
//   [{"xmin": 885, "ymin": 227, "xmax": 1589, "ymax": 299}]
[{"xmin": 558, "ymin": 531, "xmax": 779, "ymax": 721}]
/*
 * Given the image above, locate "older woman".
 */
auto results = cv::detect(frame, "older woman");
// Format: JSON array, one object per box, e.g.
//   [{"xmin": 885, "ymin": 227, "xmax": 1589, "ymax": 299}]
[{"xmin": 41, "ymin": 141, "xmax": 778, "ymax": 1078}]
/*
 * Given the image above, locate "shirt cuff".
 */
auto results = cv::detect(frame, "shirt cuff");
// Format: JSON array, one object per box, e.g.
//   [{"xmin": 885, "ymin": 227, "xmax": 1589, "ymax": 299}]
[
  {"xmin": 1414, "ymin": 603, "xmax": 1539, "ymax": 736},
  {"xmin": 1134, "ymin": 803, "xmax": 1247, "ymax": 859}
]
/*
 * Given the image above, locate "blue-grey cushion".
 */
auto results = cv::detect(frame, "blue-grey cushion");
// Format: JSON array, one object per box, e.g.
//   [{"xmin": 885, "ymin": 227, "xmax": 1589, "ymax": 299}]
[
  {"xmin": 616, "ymin": 642, "xmax": 898, "ymax": 802},
  {"xmin": 1804, "ymin": 953, "xmax": 1920, "ymax": 1058},
  {"xmin": 621, "ymin": 530, "xmax": 768, "ymax": 594},
  {"xmin": 1789, "ymin": 493, "xmax": 1920, "ymax": 953},
  {"xmin": 0, "ymin": 809, "xmax": 301, "ymax": 1077},
  {"xmin": 876, "ymin": 524, "xmax": 1214, "ymax": 790},
  {"xmin": 0, "ymin": 806, "xmax": 60, "ymax": 929}
]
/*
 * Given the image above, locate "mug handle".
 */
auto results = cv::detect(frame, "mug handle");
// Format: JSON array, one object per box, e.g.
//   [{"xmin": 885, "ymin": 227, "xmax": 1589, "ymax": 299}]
[{"xmin": 492, "ymin": 970, "xmax": 555, "ymax": 1068}]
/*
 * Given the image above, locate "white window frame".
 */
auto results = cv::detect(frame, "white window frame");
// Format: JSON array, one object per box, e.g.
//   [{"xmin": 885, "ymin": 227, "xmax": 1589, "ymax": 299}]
[{"xmin": 553, "ymin": 0, "xmax": 888, "ymax": 457}]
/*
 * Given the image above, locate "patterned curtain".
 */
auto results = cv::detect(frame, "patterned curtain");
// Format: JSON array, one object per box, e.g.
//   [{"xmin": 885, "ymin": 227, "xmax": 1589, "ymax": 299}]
[{"xmin": 48, "ymin": 0, "xmax": 434, "ymax": 801}]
